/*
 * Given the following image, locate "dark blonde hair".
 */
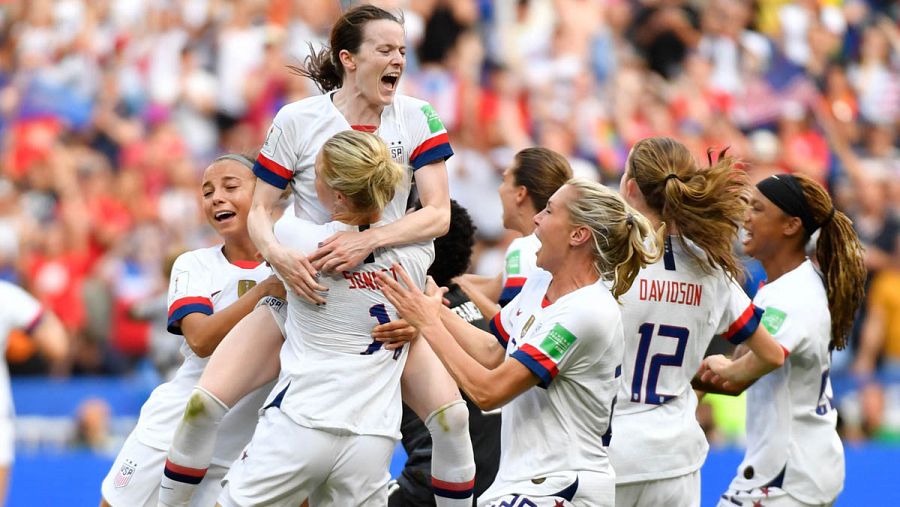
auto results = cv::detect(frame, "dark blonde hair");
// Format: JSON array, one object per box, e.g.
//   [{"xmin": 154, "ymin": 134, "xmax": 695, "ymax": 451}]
[
  {"xmin": 564, "ymin": 178, "xmax": 664, "ymax": 300},
  {"xmin": 292, "ymin": 5, "xmax": 403, "ymax": 92},
  {"xmin": 319, "ymin": 130, "xmax": 404, "ymax": 215},
  {"xmin": 627, "ymin": 137, "xmax": 749, "ymax": 281},
  {"xmin": 513, "ymin": 147, "xmax": 573, "ymax": 212},
  {"xmin": 795, "ymin": 175, "xmax": 866, "ymax": 350}
]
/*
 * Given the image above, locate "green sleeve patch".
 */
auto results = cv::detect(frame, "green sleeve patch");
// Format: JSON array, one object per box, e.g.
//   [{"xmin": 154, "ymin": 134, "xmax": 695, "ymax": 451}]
[
  {"xmin": 539, "ymin": 323, "xmax": 577, "ymax": 361},
  {"xmin": 505, "ymin": 250, "xmax": 521, "ymax": 275},
  {"xmin": 761, "ymin": 306, "xmax": 787, "ymax": 335},
  {"xmin": 420, "ymin": 104, "xmax": 445, "ymax": 134}
]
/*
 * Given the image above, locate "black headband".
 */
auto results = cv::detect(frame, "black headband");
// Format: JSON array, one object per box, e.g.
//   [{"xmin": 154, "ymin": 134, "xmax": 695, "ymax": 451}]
[{"xmin": 756, "ymin": 174, "xmax": 830, "ymax": 235}]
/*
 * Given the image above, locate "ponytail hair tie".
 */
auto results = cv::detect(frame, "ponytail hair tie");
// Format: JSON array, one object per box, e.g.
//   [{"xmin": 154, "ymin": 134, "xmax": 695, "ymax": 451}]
[
  {"xmin": 625, "ymin": 213, "xmax": 635, "ymax": 228},
  {"xmin": 665, "ymin": 174, "xmax": 679, "ymax": 183},
  {"xmin": 821, "ymin": 206, "xmax": 836, "ymax": 228}
]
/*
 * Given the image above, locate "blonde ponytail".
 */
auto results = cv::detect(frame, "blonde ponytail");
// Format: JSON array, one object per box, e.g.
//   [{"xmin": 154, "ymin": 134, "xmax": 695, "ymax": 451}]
[
  {"xmin": 320, "ymin": 130, "xmax": 404, "ymax": 216},
  {"xmin": 564, "ymin": 178, "xmax": 664, "ymax": 300}
]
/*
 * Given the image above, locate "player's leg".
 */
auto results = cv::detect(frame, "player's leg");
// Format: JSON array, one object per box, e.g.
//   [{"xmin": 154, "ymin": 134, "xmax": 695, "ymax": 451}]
[
  {"xmin": 159, "ymin": 302, "xmax": 284, "ymax": 507},
  {"xmin": 217, "ymin": 408, "xmax": 332, "ymax": 507},
  {"xmin": 312, "ymin": 433, "xmax": 395, "ymax": 507},
  {"xmin": 401, "ymin": 337, "xmax": 476, "ymax": 506}
]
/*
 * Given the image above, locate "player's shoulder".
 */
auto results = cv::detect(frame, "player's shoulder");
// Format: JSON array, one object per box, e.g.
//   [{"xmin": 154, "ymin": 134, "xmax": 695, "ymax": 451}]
[
  {"xmin": 174, "ymin": 245, "xmax": 226, "ymax": 272},
  {"xmin": 0, "ymin": 279, "xmax": 32, "ymax": 302},
  {"xmin": 274, "ymin": 93, "xmax": 331, "ymax": 122},
  {"xmin": 757, "ymin": 261, "xmax": 824, "ymax": 311}
]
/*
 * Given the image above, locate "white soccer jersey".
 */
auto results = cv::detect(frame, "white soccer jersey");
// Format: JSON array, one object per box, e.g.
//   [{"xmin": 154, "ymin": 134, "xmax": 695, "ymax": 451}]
[
  {"xmin": 499, "ymin": 234, "xmax": 540, "ymax": 307},
  {"xmin": 0, "ymin": 281, "xmax": 43, "ymax": 421},
  {"xmin": 133, "ymin": 246, "xmax": 272, "ymax": 465},
  {"xmin": 609, "ymin": 237, "xmax": 763, "ymax": 483},
  {"xmin": 729, "ymin": 259, "xmax": 843, "ymax": 504},
  {"xmin": 270, "ymin": 214, "xmax": 434, "ymax": 439},
  {"xmin": 485, "ymin": 269, "xmax": 622, "ymax": 485},
  {"xmin": 253, "ymin": 92, "xmax": 453, "ymax": 225}
]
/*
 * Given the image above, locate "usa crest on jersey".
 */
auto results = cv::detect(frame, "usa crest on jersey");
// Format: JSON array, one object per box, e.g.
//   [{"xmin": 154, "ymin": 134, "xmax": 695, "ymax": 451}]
[{"xmin": 114, "ymin": 459, "xmax": 137, "ymax": 488}]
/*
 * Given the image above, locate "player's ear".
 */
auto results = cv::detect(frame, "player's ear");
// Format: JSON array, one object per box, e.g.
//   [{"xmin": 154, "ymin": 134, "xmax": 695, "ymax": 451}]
[
  {"xmin": 782, "ymin": 215, "xmax": 803, "ymax": 238},
  {"xmin": 514, "ymin": 186, "xmax": 528, "ymax": 206},
  {"xmin": 570, "ymin": 225, "xmax": 591, "ymax": 248},
  {"xmin": 338, "ymin": 49, "xmax": 356, "ymax": 72}
]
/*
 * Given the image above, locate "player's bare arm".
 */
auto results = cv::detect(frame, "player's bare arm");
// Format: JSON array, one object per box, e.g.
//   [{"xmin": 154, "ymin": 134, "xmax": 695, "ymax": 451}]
[{"xmin": 248, "ymin": 180, "xmax": 327, "ymax": 304}]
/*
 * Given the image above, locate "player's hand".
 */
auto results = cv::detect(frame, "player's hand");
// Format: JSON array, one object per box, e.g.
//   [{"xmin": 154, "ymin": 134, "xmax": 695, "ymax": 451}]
[
  {"xmin": 258, "ymin": 275, "xmax": 287, "ymax": 300},
  {"xmin": 377, "ymin": 266, "xmax": 442, "ymax": 330},
  {"xmin": 267, "ymin": 246, "xmax": 327, "ymax": 305},
  {"xmin": 373, "ymin": 318, "xmax": 418, "ymax": 350},
  {"xmin": 700, "ymin": 354, "xmax": 733, "ymax": 389},
  {"xmin": 309, "ymin": 229, "xmax": 377, "ymax": 273}
]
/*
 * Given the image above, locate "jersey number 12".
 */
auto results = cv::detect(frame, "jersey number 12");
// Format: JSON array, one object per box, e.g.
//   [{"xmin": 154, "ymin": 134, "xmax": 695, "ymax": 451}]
[{"xmin": 631, "ymin": 322, "xmax": 689, "ymax": 405}]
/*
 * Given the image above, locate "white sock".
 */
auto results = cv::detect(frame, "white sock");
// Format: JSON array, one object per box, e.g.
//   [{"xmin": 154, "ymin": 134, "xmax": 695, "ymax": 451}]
[
  {"xmin": 158, "ymin": 386, "xmax": 229, "ymax": 507},
  {"xmin": 425, "ymin": 400, "xmax": 476, "ymax": 506}
]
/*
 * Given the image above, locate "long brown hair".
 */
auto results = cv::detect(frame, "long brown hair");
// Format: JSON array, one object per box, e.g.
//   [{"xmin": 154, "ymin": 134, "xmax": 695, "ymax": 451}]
[
  {"xmin": 291, "ymin": 5, "xmax": 403, "ymax": 92},
  {"xmin": 564, "ymin": 179, "xmax": 664, "ymax": 300},
  {"xmin": 794, "ymin": 175, "xmax": 866, "ymax": 350},
  {"xmin": 627, "ymin": 137, "xmax": 749, "ymax": 281},
  {"xmin": 512, "ymin": 147, "xmax": 573, "ymax": 213}
]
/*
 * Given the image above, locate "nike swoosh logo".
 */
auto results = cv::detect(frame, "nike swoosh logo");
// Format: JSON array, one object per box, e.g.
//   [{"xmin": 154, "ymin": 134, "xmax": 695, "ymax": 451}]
[
  {"xmin": 160, "ymin": 486, "xmax": 173, "ymax": 490},
  {"xmin": 210, "ymin": 290, "xmax": 221, "ymax": 298}
]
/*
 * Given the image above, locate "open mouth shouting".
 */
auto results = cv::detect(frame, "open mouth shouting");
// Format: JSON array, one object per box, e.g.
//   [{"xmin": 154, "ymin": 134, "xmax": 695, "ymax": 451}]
[
  {"xmin": 214, "ymin": 210, "xmax": 237, "ymax": 224},
  {"xmin": 381, "ymin": 71, "xmax": 400, "ymax": 92}
]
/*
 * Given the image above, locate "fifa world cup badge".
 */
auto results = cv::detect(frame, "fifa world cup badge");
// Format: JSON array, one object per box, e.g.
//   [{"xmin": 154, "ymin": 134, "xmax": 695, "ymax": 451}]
[
  {"xmin": 114, "ymin": 459, "xmax": 137, "ymax": 488},
  {"xmin": 238, "ymin": 280, "xmax": 257, "ymax": 297}
]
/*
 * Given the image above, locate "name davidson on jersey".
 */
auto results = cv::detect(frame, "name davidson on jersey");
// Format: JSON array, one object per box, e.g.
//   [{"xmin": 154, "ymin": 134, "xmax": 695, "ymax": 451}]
[{"xmin": 638, "ymin": 278, "xmax": 703, "ymax": 307}]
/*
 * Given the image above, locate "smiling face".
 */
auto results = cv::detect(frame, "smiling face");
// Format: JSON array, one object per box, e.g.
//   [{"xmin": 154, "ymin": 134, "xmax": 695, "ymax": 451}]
[
  {"xmin": 201, "ymin": 160, "xmax": 255, "ymax": 238},
  {"xmin": 743, "ymin": 186, "xmax": 794, "ymax": 261},
  {"xmin": 532, "ymin": 184, "xmax": 578, "ymax": 271},
  {"xmin": 343, "ymin": 19, "xmax": 406, "ymax": 107}
]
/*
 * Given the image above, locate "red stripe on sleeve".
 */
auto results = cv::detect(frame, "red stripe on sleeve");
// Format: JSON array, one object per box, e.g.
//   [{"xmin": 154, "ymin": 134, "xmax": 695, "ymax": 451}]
[
  {"xmin": 520, "ymin": 343, "xmax": 559, "ymax": 378},
  {"xmin": 168, "ymin": 297, "xmax": 213, "ymax": 318},
  {"xmin": 503, "ymin": 276, "xmax": 526, "ymax": 289},
  {"xmin": 492, "ymin": 313, "xmax": 509, "ymax": 342},
  {"xmin": 256, "ymin": 153, "xmax": 293, "ymax": 180},
  {"xmin": 410, "ymin": 132, "xmax": 450, "ymax": 162},
  {"xmin": 723, "ymin": 304, "xmax": 756, "ymax": 340}
]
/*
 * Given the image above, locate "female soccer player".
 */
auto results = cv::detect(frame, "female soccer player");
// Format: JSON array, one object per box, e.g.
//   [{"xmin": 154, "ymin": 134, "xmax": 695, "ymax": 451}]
[
  {"xmin": 99, "ymin": 154, "xmax": 285, "ymax": 507},
  {"xmin": 218, "ymin": 130, "xmax": 433, "ymax": 506},
  {"xmin": 712, "ymin": 173, "xmax": 865, "ymax": 507},
  {"xmin": 456, "ymin": 147, "xmax": 573, "ymax": 318},
  {"xmin": 161, "ymin": 6, "xmax": 475, "ymax": 506},
  {"xmin": 0, "ymin": 281, "xmax": 67, "ymax": 504},
  {"xmin": 609, "ymin": 137, "xmax": 785, "ymax": 507},
  {"xmin": 379, "ymin": 178, "xmax": 663, "ymax": 507}
]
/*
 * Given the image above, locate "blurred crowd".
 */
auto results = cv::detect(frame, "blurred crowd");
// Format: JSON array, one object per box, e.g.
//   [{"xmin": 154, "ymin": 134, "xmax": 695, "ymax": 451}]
[{"xmin": 0, "ymin": 0, "xmax": 897, "ymax": 444}]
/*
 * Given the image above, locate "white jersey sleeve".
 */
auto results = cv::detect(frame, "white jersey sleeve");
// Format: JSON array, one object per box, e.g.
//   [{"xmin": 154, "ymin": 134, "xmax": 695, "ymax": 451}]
[
  {"xmin": 499, "ymin": 234, "xmax": 540, "ymax": 307},
  {"xmin": 0, "ymin": 281, "xmax": 43, "ymax": 336},
  {"xmin": 254, "ymin": 103, "xmax": 307, "ymax": 189},
  {"xmin": 715, "ymin": 278, "xmax": 764, "ymax": 345},
  {"xmin": 166, "ymin": 251, "xmax": 215, "ymax": 334},
  {"xmin": 403, "ymin": 99, "xmax": 453, "ymax": 170}
]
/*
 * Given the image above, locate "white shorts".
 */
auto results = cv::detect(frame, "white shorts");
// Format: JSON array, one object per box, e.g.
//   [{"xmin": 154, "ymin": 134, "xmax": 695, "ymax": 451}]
[
  {"xmin": 616, "ymin": 469, "xmax": 700, "ymax": 507},
  {"xmin": 219, "ymin": 407, "xmax": 395, "ymax": 507},
  {"xmin": 100, "ymin": 431, "xmax": 227, "ymax": 507},
  {"xmin": 0, "ymin": 417, "xmax": 13, "ymax": 466},
  {"xmin": 479, "ymin": 470, "xmax": 614, "ymax": 507},
  {"xmin": 717, "ymin": 486, "xmax": 834, "ymax": 507},
  {"xmin": 256, "ymin": 295, "xmax": 287, "ymax": 337}
]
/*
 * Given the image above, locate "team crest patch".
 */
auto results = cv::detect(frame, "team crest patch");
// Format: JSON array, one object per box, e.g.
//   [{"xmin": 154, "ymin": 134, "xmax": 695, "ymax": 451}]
[
  {"xmin": 761, "ymin": 306, "xmax": 787, "ymax": 335},
  {"xmin": 506, "ymin": 250, "xmax": 521, "ymax": 275},
  {"xmin": 114, "ymin": 459, "xmax": 137, "ymax": 488},
  {"xmin": 521, "ymin": 315, "xmax": 535, "ymax": 338},
  {"xmin": 539, "ymin": 323, "xmax": 577, "ymax": 361},
  {"xmin": 172, "ymin": 271, "xmax": 189, "ymax": 298},
  {"xmin": 237, "ymin": 280, "xmax": 257, "ymax": 297},
  {"xmin": 420, "ymin": 104, "xmax": 445, "ymax": 134},
  {"xmin": 261, "ymin": 124, "xmax": 283, "ymax": 157}
]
